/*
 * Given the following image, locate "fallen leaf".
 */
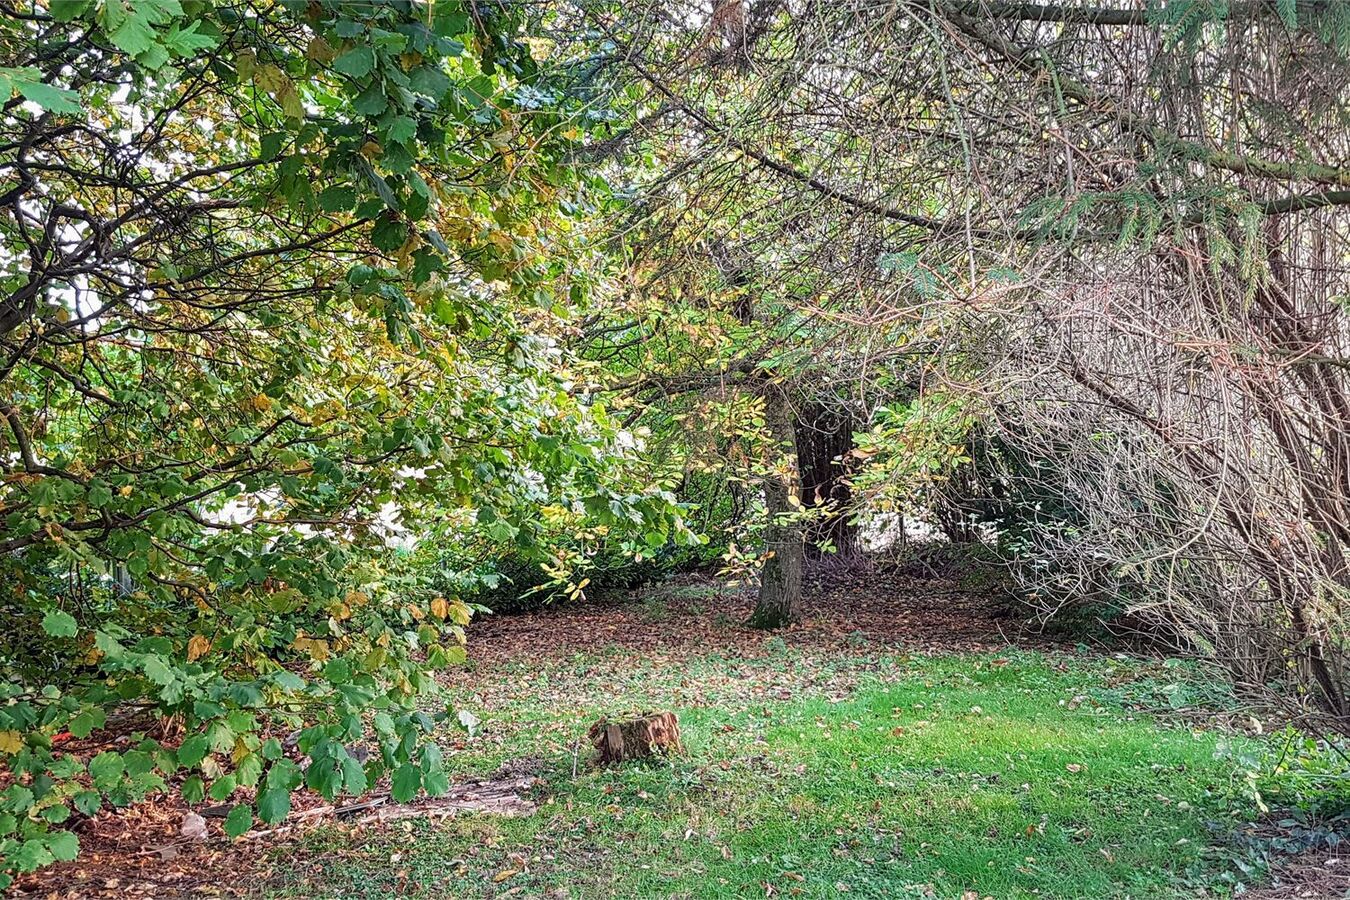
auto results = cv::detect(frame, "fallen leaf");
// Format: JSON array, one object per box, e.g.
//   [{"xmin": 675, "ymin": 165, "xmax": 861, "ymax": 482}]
[{"xmin": 180, "ymin": 812, "xmax": 208, "ymax": 841}]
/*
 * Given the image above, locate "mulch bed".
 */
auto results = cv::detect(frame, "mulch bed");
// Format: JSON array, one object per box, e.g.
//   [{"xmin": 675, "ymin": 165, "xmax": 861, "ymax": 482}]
[{"xmin": 1242, "ymin": 850, "xmax": 1350, "ymax": 899}]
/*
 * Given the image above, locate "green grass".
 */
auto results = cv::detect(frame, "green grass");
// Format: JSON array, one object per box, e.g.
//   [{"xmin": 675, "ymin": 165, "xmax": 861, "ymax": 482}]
[{"xmin": 262, "ymin": 645, "xmax": 1275, "ymax": 899}]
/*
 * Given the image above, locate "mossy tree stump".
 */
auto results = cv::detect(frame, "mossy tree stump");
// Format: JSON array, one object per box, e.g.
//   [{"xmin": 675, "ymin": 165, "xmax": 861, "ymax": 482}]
[{"xmin": 588, "ymin": 712, "xmax": 683, "ymax": 764}]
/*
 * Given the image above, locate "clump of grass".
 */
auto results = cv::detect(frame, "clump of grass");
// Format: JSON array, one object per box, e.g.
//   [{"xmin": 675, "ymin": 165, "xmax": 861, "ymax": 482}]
[{"xmin": 636, "ymin": 596, "xmax": 671, "ymax": 623}]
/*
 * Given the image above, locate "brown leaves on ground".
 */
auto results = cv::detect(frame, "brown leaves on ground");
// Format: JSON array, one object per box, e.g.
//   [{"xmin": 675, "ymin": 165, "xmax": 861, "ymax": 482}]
[
  {"xmin": 12, "ymin": 795, "xmax": 271, "ymax": 898},
  {"xmin": 459, "ymin": 564, "xmax": 1055, "ymax": 668}
]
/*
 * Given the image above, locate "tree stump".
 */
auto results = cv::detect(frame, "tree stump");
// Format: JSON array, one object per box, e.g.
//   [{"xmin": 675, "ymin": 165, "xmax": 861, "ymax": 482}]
[{"xmin": 588, "ymin": 712, "xmax": 683, "ymax": 764}]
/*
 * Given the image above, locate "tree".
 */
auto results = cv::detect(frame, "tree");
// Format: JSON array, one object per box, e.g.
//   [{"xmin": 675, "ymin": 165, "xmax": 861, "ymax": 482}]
[
  {"xmin": 551, "ymin": 0, "xmax": 1350, "ymax": 728},
  {"xmin": 547, "ymin": 0, "xmax": 959, "ymax": 626},
  {"xmin": 0, "ymin": 0, "xmax": 688, "ymax": 881},
  {"xmin": 746, "ymin": 380, "xmax": 803, "ymax": 627},
  {"xmin": 588, "ymin": 0, "xmax": 1350, "ymax": 724}
]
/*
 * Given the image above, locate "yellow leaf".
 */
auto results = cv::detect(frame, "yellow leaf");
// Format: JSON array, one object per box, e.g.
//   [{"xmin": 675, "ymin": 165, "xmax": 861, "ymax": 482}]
[
  {"xmin": 0, "ymin": 731, "xmax": 22, "ymax": 754},
  {"xmin": 430, "ymin": 597, "xmax": 450, "ymax": 620},
  {"xmin": 407, "ymin": 604, "xmax": 425, "ymax": 622},
  {"xmin": 306, "ymin": 35, "xmax": 336, "ymax": 63},
  {"xmin": 237, "ymin": 49, "xmax": 257, "ymax": 80},
  {"xmin": 446, "ymin": 600, "xmax": 472, "ymax": 626},
  {"xmin": 394, "ymin": 231, "xmax": 422, "ymax": 271},
  {"xmin": 293, "ymin": 634, "xmax": 330, "ymax": 662},
  {"xmin": 187, "ymin": 634, "xmax": 211, "ymax": 662},
  {"xmin": 493, "ymin": 869, "xmax": 519, "ymax": 883}
]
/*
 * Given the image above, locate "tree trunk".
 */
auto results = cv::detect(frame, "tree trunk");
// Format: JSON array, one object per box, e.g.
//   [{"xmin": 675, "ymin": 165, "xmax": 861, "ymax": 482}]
[
  {"xmin": 749, "ymin": 384, "xmax": 804, "ymax": 629},
  {"xmin": 793, "ymin": 403, "xmax": 857, "ymax": 558}
]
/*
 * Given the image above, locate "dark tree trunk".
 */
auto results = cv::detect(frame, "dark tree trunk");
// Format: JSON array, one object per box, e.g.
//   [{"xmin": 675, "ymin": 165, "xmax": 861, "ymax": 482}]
[
  {"xmin": 793, "ymin": 403, "xmax": 857, "ymax": 558},
  {"xmin": 749, "ymin": 384, "xmax": 804, "ymax": 629}
]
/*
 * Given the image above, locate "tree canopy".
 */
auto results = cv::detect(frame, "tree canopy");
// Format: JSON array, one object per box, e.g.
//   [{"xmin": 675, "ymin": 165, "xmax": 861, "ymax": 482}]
[{"xmin": 0, "ymin": 0, "xmax": 692, "ymax": 880}]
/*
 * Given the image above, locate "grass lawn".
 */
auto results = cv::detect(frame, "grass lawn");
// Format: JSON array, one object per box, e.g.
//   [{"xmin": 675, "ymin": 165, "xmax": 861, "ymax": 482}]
[{"xmin": 261, "ymin": 633, "xmax": 1274, "ymax": 899}]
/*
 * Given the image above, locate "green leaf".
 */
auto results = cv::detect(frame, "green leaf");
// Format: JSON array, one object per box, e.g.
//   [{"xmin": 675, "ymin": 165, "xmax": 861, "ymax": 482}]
[
  {"xmin": 41, "ymin": 804, "xmax": 70, "ymax": 824},
  {"xmin": 4, "ymin": 785, "xmax": 33, "ymax": 815},
  {"xmin": 73, "ymin": 791, "xmax": 101, "ymax": 816},
  {"xmin": 371, "ymin": 217, "xmax": 408, "ymax": 252},
  {"xmin": 333, "ymin": 46, "xmax": 375, "ymax": 78},
  {"xmin": 1278, "ymin": 0, "xmax": 1298, "ymax": 28},
  {"xmin": 322, "ymin": 657, "xmax": 351, "ymax": 683},
  {"xmin": 136, "ymin": 42, "xmax": 170, "ymax": 71},
  {"xmin": 207, "ymin": 774, "xmax": 237, "ymax": 801},
  {"xmin": 353, "ymin": 84, "xmax": 389, "ymax": 117},
  {"xmin": 108, "ymin": 12, "xmax": 158, "ymax": 57},
  {"xmin": 141, "ymin": 654, "xmax": 175, "ymax": 686},
  {"xmin": 11, "ymin": 838, "xmax": 54, "ymax": 873},
  {"xmin": 317, "ymin": 185, "xmax": 356, "ymax": 214},
  {"xmin": 176, "ymin": 733, "xmax": 209, "ymax": 768},
  {"xmin": 305, "ymin": 757, "xmax": 343, "ymax": 800},
  {"xmin": 256, "ymin": 787, "xmax": 290, "ymax": 825},
  {"xmin": 267, "ymin": 758, "xmax": 303, "ymax": 792},
  {"xmin": 390, "ymin": 764, "xmax": 420, "ymax": 803},
  {"xmin": 386, "ymin": 116, "xmax": 416, "ymax": 145},
  {"xmin": 180, "ymin": 777, "xmax": 204, "ymax": 806},
  {"xmin": 421, "ymin": 746, "xmax": 449, "ymax": 797},
  {"xmin": 444, "ymin": 644, "xmax": 468, "ymax": 666},
  {"xmin": 88, "ymin": 752, "xmax": 124, "ymax": 791},
  {"xmin": 164, "ymin": 21, "xmax": 217, "ymax": 56},
  {"xmin": 235, "ymin": 752, "xmax": 263, "ymax": 788},
  {"xmin": 16, "ymin": 81, "xmax": 81, "ymax": 115},
  {"xmin": 259, "ymin": 131, "xmax": 287, "ymax": 160},
  {"xmin": 50, "ymin": 0, "xmax": 94, "ymax": 23},
  {"xmin": 339, "ymin": 753, "xmax": 367, "ymax": 795},
  {"xmin": 47, "ymin": 830, "xmax": 79, "ymax": 863},
  {"xmin": 86, "ymin": 480, "xmax": 112, "ymax": 507},
  {"xmin": 94, "ymin": 631, "xmax": 125, "ymax": 659},
  {"xmin": 409, "ymin": 65, "xmax": 451, "ymax": 99},
  {"xmin": 222, "ymin": 804, "xmax": 252, "ymax": 839},
  {"xmin": 41, "ymin": 609, "xmax": 78, "ymax": 638},
  {"xmin": 68, "ymin": 708, "xmax": 104, "ymax": 739}
]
